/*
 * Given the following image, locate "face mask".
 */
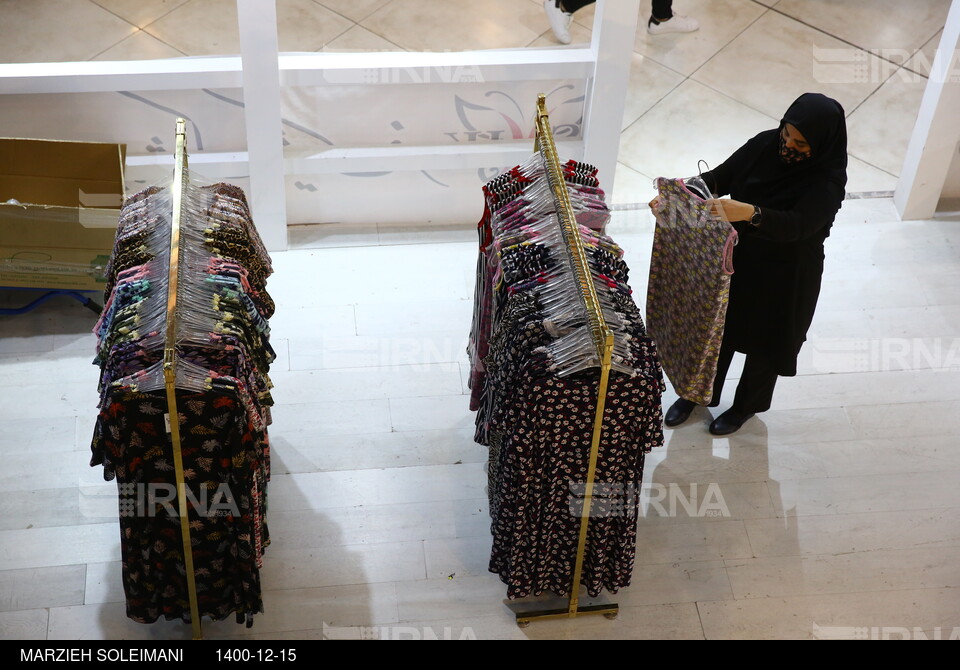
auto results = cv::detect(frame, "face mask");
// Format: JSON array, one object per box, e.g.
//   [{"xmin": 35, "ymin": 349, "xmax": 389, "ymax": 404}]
[{"xmin": 779, "ymin": 131, "xmax": 810, "ymax": 164}]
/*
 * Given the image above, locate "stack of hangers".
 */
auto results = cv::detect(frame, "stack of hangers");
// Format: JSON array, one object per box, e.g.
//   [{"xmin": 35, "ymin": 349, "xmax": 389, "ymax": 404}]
[
  {"xmin": 467, "ymin": 154, "xmax": 665, "ymax": 600},
  {"xmin": 89, "ymin": 175, "xmax": 274, "ymax": 627}
]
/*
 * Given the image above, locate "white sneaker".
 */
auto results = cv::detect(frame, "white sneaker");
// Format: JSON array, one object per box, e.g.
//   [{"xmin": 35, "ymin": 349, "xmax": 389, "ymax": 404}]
[
  {"xmin": 647, "ymin": 13, "xmax": 700, "ymax": 35},
  {"xmin": 543, "ymin": 0, "xmax": 573, "ymax": 45}
]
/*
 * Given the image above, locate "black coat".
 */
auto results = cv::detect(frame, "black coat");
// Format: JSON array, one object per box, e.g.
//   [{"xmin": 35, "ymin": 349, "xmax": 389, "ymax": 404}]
[{"xmin": 701, "ymin": 93, "xmax": 848, "ymax": 376}]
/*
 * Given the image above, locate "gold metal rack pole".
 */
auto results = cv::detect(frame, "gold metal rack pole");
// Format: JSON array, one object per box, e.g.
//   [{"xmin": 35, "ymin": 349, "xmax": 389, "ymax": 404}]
[
  {"xmin": 163, "ymin": 118, "xmax": 203, "ymax": 640},
  {"xmin": 515, "ymin": 95, "xmax": 618, "ymax": 626}
]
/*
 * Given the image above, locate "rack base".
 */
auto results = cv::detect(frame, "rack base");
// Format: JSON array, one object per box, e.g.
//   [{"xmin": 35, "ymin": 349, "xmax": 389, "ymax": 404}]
[{"xmin": 515, "ymin": 603, "xmax": 619, "ymax": 627}]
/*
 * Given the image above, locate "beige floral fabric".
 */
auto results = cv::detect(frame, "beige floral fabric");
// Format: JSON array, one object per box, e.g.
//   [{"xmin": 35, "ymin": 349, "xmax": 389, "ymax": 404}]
[{"xmin": 646, "ymin": 177, "xmax": 737, "ymax": 405}]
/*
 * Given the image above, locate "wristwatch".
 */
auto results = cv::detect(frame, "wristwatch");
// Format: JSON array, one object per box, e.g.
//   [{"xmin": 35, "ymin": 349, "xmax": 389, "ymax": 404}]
[{"xmin": 749, "ymin": 205, "xmax": 762, "ymax": 227}]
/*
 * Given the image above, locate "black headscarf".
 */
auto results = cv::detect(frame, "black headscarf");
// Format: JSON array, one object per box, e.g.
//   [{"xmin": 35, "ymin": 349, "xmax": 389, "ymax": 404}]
[{"xmin": 730, "ymin": 93, "xmax": 848, "ymax": 210}]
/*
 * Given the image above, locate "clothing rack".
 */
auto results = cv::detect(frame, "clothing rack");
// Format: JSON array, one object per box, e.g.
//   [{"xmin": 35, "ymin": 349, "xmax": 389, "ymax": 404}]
[
  {"xmin": 514, "ymin": 94, "xmax": 618, "ymax": 626},
  {"xmin": 164, "ymin": 118, "xmax": 203, "ymax": 640}
]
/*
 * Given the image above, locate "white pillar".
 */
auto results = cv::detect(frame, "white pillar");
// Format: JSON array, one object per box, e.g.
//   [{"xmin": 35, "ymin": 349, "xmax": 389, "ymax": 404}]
[
  {"xmin": 237, "ymin": 0, "xmax": 288, "ymax": 251},
  {"xmin": 581, "ymin": 0, "xmax": 641, "ymax": 192},
  {"xmin": 894, "ymin": 0, "xmax": 960, "ymax": 220}
]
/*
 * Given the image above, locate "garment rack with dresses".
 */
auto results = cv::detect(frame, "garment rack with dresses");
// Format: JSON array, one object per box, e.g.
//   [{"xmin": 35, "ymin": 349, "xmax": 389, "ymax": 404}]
[
  {"xmin": 513, "ymin": 94, "xmax": 619, "ymax": 626},
  {"xmin": 164, "ymin": 118, "xmax": 203, "ymax": 639}
]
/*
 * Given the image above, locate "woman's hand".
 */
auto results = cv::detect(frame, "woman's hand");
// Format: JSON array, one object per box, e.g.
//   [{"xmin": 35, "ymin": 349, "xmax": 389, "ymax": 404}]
[{"xmin": 708, "ymin": 198, "xmax": 754, "ymax": 223}]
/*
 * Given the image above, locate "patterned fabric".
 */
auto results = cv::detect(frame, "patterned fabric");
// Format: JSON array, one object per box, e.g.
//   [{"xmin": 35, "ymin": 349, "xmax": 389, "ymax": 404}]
[
  {"xmin": 91, "ymin": 388, "xmax": 268, "ymax": 625},
  {"xmin": 469, "ymin": 157, "xmax": 666, "ymax": 600},
  {"xmin": 91, "ymin": 181, "xmax": 273, "ymax": 627},
  {"xmin": 646, "ymin": 177, "xmax": 737, "ymax": 405}
]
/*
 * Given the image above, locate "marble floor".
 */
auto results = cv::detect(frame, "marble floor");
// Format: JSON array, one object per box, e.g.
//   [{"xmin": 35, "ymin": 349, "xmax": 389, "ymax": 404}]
[
  {"xmin": 2, "ymin": 196, "xmax": 960, "ymax": 640},
  {"xmin": 1, "ymin": 0, "xmax": 959, "ymax": 642},
  {"xmin": 0, "ymin": 0, "xmax": 952, "ymax": 201}
]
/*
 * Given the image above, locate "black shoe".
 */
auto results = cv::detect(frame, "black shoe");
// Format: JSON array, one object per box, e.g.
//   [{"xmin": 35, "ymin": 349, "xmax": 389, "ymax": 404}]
[
  {"xmin": 664, "ymin": 398, "xmax": 697, "ymax": 427},
  {"xmin": 709, "ymin": 408, "xmax": 755, "ymax": 436}
]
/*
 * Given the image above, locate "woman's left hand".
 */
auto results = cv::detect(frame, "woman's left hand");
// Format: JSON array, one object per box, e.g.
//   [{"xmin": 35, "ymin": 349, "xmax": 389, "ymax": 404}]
[{"xmin": 708, "ymin": 198, "xmax": 754, "ymax": 223}]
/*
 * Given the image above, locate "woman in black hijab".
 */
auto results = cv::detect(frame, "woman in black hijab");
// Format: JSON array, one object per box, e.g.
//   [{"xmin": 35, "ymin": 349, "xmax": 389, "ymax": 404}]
[{"xmin": 664, "ymin": 92, "xmax": 848, "ymax": 435}]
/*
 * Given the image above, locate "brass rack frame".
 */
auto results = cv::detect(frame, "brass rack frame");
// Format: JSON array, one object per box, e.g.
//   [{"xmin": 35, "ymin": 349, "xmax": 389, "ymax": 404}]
[
  {"xmin": 515, "ymin": 95, "xmax": 618, "ymax": 626},
  {"xmin": 163, "ymin": 118, "xmax": 202, "ymax": 639}
]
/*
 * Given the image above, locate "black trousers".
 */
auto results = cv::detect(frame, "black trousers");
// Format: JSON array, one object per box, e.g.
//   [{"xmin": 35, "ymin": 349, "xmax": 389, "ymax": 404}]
[
  {"xmin": 561, "ymin": 0, "xmax": 674, "ymax": 20},
  {"xmin": 706, "ymin": 335, "xmax": 780, "ymax": 414}
]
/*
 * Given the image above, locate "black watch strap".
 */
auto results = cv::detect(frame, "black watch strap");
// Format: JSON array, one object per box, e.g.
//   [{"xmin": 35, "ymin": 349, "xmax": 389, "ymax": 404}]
[{"xmin": 750, "ymin": 205, "xmax": 762, "ymax": 227}]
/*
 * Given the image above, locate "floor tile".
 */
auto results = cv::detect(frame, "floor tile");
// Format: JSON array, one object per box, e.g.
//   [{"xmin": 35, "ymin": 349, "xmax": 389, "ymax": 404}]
[
  {"xmin": 623, "ymin": 559, "xmax": 733, "ymax": 606},
  {"xmin": 91, "ymin": 0, "xmax": 189, "ymax": 29},
  {"xmin": 92, "ymin": 29, "xmax": 186, "ymax": 60},
  {"xmin": 698, "ymin": 587, "xmax": 960, "ymax": 639},
  {"xmin": 844, "ymin": 400, "xmax": 960, "ymax": 440},
  {"xmin": 361, "ymin": 0, "xmax": 546, "ymax": 51},
  {"xmin": 354, "ymin": 298, "xmax": 474, "ymax": 335},
  {"xmin": 775, "ymin": 0, "xmax": 951, "ymax": 53},
  {"xmin": 394, "ymin": 573, "xmax": 529, "ymax": 621},
  {"xmin": 423, "ymin": 535, "xmax": 492, "ymax": 580},
  {"xmin": 389, "ymin": 394, "xmax": 474, "ymax": 432},
  {"xmin": 0, "ymin": 487, "xmax": 115, "ymax": 532},
  {"xmin": 287, "ymin": 221, "xmax": 380, "ymax": 248},
  {"xmin": 145, "ymin": 0, "xmax": 353, "ymax": 57},
  {"xmin": 725, "ymin": 545, "xmax": 960, "ymax": 600},
  {"xmin": 269, "ymin": 427, "xmax": 481, "ymax": 474},
  {"xmin": 269, "ymin": 362, "xmax": 462, "ymax": 404},
  {"xmin": 611, "ymin": 162, "xmax": 657, "ymax": 206},
  {"xmin": 267, "ymin": 497, "xmax": 490, "ymax": 548},
  {"xmin": 845, "ymin": 155, "xmax": 899, "ymax": 193},
  {"xmin": 818, "ymin": 433, "xmax": 960, "ymax": 478},
  {"xmin": 84, "ymin": 561, "xmax": 124, "ymax": 606},
  {"xmin": 775, "ymin": 469, "xmax": 960, "ymax": 517},
  {"xmin": 0, "ymin": 565, "xmax": 86, "ymax": 612},
  {"xmin": 905, "ymin": 29, "xmax": 943, "ymax": 77},
  {"xmin": 743, "ymin": 508, "xmax": 960, "ymax": 557},
  {"xmin": 620, "ymin": 52, "xmax": 685, "ymax": 131},
  {"xmin": 319, "ymin": 0, "xmax": 393, "ymax": 24},
  {"xmin": 1, "ymin": 416, "xmax": 77, "ymax": 456},
  {"xmin": 691, "ymin": 10, "xmax": 888, "ymax": 120},
  {"xmin": 267, "ymin": 398, "xmax": 393, "ymax": 435},
  {"xmin": 0, "ymin": 381, "xmax": 100, "ymax": 422},
  {"xmin": 377, "ymin": 221, "xmax": 476, "ymax": 245},
  {"xmin": 847, "ymin": 71, "xmax": 928, "ymax": 176},
  {"xmin": 288, "ymin": 331, "xmax": 468, "ymax": 370},
  {"xmin": 260, "ymin": 540, "xmax": 426, "ymax": 590},
  {"xmin": 0, "ymin": 450, "xmax": 88, "ymax": 492},
  {"xmin": 0, "ymin": 0, "xmax": 135, "ymax": 63},
  {"xmin": 633, "ymin": 518, "xmax": 753, "ymax": 563},
  {"xmin": 268, "ymin": 304, "xmax": 356, "ymax": 339},
  {"xmin": 267, "ymin": 462, "xmax": 486, "ymax": 511},
  {"xmin": 618, "ymin": 78, "xmax": 778, "ymax": 185},
  {"xmin": 0, "ymin": 609, "xmax": 49, "ymax": 641},
  {"xmin": 635, "ymin": 0, "xmax": 767, "ymax": 77},
  {"xmin": 0, "ymin": 523, "xmax": 119, "ymax": 572},
  {"xmin": 47, "ymin": 582, "xmax": 400, "ymax": 639}
]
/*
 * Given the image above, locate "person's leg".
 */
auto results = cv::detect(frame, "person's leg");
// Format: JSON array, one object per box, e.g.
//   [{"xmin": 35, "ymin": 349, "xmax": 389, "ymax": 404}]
[
  {"xmin": 562, "ymin": 0, "xmax": 596, "ymax": 11},
  {"xmin": 648, "ymin": 0, "xmax": 699, "ymax": 34},
  {"xmin": 707, "ymin": 336, "xmax": 736, "ymax": 408},
  {"xmin": 731, "ymin": 353, "xmax": 779, "ymax": 414},
  {"xmin": 544, "ymin": 0, "xmax": 584, "ymax": 45},
  {"xmin": 709, "ymin": 352, "xmax": 778, "ymax": 435},
  {"xmin": 651, "ymin": 0, "xmax": 673, "ymax": 21}
]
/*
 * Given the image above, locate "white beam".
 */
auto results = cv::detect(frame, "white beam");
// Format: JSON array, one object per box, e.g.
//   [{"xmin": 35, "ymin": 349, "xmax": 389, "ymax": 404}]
[
  {"xmin": 581, "ymin": 0, "xmax": 641, "ymax": 191},
  {"xmin": 237, "ymin": 0, "xmax": 287, "ymax": 251},
  {"xmin": 894, "ymin": 0, "xmax": 960, "ymax": 219},
  {"xmin": 0, "ymin": 57, "xmax": 243, "ymax": 94}
]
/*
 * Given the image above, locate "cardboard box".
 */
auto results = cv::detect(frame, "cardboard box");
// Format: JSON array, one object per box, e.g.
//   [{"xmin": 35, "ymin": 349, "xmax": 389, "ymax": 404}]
[{"xmin": 0, "ymin": 138, "xmax": 126, "ymax": 292}]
